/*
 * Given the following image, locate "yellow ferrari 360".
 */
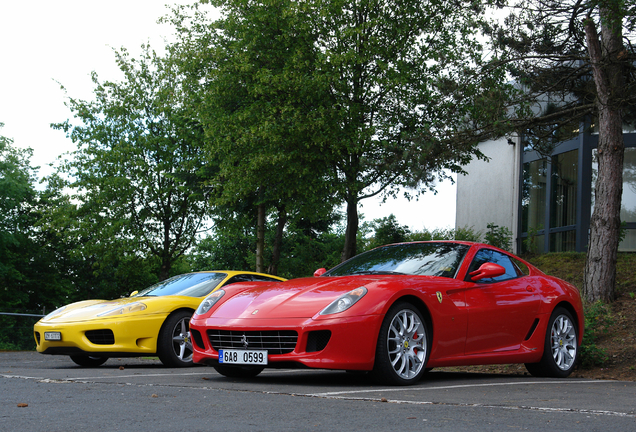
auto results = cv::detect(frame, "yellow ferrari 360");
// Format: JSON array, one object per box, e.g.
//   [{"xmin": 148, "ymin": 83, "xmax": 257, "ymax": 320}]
[{"xmin": 34, "ymin": 271, "xmax": 285, "ymax": 367}]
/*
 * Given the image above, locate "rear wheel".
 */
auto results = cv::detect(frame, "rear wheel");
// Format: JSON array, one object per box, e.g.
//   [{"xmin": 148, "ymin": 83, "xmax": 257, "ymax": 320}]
[
  {"xmin": 525, "ymin": 307, "xmax": 578, "ymax": 378},
  {"xmin": 157, "ymin": 310, "xmax": 194, "ymax": 367},
  {"xmin": 70, "ymin": 355, "xmax": 108, "ymax": 367},
  {"xmin": 372, "ymin": 302, "xmax": 430, "ymax": 385},
  {"xmin": 214, "ymin": 365, "xmax": 264, "ymax": 378}
]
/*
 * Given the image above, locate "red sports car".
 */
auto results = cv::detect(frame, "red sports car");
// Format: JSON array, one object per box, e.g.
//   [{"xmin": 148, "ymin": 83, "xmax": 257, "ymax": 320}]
[{"xmin": 189, "ymin": 241, "xmax": 584, "ymax": 385}]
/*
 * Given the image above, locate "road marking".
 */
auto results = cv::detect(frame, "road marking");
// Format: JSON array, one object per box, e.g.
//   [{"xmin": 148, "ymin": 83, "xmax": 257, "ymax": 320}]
[{"xmin": 307, "ymin": 380, "xmax": 607, "ymax": 397}]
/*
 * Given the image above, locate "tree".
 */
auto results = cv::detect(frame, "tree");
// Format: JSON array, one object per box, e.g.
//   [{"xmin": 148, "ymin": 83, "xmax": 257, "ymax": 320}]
[
  {"xmin": 308, "ymin": 0, "xmax": 496, "ymax": 261},
  {"xmin": 364, "ymin": 215, "xmax": 411, "ymax": 251},
  {"xmin": 0, "ymin": 123, "xmax": 38, "ymax": 312},
  {"xmin": 53, "ymin": 45, "xmax": 212, "ymax": 281},
  {"xmin": 482, "ymin": 0, "xmax": 636, "ymax": 302},
  {"xmin": 169, "ymin": 0, "xmax": 499, "ymax": 265},
  {"xmin": 169, "ymin": 0, "xmax": 338, "ymax": 273}
]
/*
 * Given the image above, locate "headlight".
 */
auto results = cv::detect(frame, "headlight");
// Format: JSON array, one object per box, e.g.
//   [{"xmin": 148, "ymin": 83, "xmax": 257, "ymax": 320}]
[
  {"xmin": 42, "ymin": 306, "xmax": 67, "ymax": 321},
  {"xmin": 97, "ymin": 302, "xmax": 147, "ymax": 317},
  {"xmin": 196, "ymin": 289, "xmax": 225, "ymax": 315},
  {"xmin": 320, "ymin": 287, "xmax": 367, "ymax": 315}
]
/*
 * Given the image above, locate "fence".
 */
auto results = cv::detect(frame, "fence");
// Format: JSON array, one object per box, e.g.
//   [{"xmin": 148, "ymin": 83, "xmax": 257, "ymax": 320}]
[{"xmin": 0, "ymin": 312, "xmax": 45, "ymax": 350}]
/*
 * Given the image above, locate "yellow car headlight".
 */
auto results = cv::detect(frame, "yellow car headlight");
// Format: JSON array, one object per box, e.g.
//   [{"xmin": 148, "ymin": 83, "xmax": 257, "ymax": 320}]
[
  {"xmin": 41, "ymin": 306, "xmax": 67, "ymax": 321},
  {"xmin": 97, "ymin": 302, "xmax": 147, "ymax": 317}
]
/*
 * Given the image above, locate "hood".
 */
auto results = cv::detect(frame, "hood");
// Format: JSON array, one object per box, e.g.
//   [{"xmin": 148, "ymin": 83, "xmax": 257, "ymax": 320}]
[
  {"xmin": 210, "ymin": 275, "xmax": 390, "ymax": 319},
  {"xmin": 40, "ymin": 297, "xmax": 167, "ymax": 323}
]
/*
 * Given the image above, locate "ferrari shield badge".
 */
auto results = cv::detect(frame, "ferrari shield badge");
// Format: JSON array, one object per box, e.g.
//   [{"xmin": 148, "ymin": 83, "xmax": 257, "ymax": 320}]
[{"xmin": 436, "ymin": 291, "xmax": 443, "ymax": 304}]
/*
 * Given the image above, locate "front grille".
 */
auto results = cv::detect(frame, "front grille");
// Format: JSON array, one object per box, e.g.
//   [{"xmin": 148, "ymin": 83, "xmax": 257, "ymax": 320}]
[
  {"xmin": 207, "ymin": 330, "xmax": 298, "ymax": 354},
  {"xmin": 35, "ymin": 332, "xmax": 40, "ymax": 344},
  {"xmin": 85, "ymin": 329, "xmax": 115, "ymax": 345}
]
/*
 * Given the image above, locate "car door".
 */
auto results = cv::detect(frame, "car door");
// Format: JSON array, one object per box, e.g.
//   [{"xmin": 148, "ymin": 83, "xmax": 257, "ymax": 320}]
[{"xmin": 464, "ymin": 248, "xmax": 541, "ymax": 355}]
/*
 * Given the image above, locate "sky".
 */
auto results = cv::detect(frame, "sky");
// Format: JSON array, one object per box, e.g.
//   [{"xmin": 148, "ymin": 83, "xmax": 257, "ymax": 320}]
[{"xmin": 0, "ymin": 1, "xmax": 457, "ymax": 232}]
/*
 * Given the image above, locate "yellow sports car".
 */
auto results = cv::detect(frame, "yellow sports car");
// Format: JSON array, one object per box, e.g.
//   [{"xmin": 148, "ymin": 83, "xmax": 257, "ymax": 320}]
[{"xmin": 34, "ymin": 271, "xmax": 285, "ymax": 367}]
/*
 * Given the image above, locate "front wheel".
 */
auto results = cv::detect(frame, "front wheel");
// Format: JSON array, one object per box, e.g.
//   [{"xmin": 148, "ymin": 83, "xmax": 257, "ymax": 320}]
[
  {"xmin": 214, "ymin": 365, "xmax": 264, "ymax": 378},
  {"xmin": 70, "ymin": 355, "xmax": 108, "ymax": 367},
  {"xmin": 157, "ymin": 310, "xmax": 194, "ymax": 367},
  {"xmin": 371, "ymin": 302, "xmax": 430, "ymax": 386},
  {"xmin": 525, "ymin": 307, "xmax": 578, "ymax": 378}
]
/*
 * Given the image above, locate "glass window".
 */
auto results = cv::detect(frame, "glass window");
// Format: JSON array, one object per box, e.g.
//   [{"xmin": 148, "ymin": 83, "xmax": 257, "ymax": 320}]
[
  {"xmin": 466, "ymin": 249, "xmax": 521, "ymax": 283},
  {"xmin": 592, "ymin": 147, "xmax": 636, "ymax": 252},
  {"xmin": 550, "ymin": 230, "xmax": 576, "ymax": 252},
  {"xmin": 619, "ymin": 230, "xmax": 636, "ymax": 252},
  {"xmin": 324, "ymin": 242, "xmax": 470, "ymax": 278},
  {"xmin": 522, "ymin": 234, "xmax": 544, "ymax": 254},
  {"xmin": 622, "ymin": 148, "xmax": 636, "ymax": 224},
  {"xmin": 133, "ymin": 272, "xmax": 228, "ymax": 298},
  {"xmin": 551, "ymin": 150, "xmax": 578, "ymax": 228},
  {"xmin": 522, "ymin": 159, "xmax": 547, "ymax": 233}
]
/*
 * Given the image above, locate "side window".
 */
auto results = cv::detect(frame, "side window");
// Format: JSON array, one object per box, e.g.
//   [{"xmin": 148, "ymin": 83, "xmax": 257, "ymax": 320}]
[
  {"xmin": 224, "ymin": 274, "xmax": 253, "ymax": 285},
  {"xmin": 251, "ymin": 275, "xmax": 282, "ymax": 282},
  {"xmin": 466, "ymin": 249, "xmax": 522, "ymax": 283},
  {"xmin": 511, "ymin": 257, "xmax": 529, "ymax": 276}
]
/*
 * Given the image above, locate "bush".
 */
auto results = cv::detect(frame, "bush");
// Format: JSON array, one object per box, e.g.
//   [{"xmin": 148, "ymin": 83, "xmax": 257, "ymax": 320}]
[
  {"xmin": 579, "ymin": 301, "xmax": 612, "ymax": 368},
  {"xmin": 484, "ymin": 223, "xmax": 512, "ymax": 251}
]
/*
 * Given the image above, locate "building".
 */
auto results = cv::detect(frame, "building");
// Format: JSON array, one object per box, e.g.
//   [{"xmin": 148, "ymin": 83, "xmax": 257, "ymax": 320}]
[{"xmin": 456, "ymin": 124, "xmax": 636, "ymax": 254}]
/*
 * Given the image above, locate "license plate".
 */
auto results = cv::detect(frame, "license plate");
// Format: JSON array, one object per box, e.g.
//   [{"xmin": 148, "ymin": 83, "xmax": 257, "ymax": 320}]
[
  {"xmin": 218, "ymin": 349, "xmax": 268, "ymax": 365},
  {"xmin": 44, "ymin": 332, "xmax": 62, "ymax": 341}
]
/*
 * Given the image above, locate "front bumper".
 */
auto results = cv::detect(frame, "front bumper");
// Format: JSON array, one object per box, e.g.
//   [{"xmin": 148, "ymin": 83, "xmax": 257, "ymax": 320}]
[
  {"xmin": 190, "ymin": 314, "xmax": 382, "ymax": 371},
  {"xmin": 34, "ymin": 314, "xmax": 167, "ymax": 356}
]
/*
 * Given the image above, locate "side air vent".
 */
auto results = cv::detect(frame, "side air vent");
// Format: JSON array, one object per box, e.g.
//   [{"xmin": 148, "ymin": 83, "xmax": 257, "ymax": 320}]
[
  {"xmin": 524, "ymin": 318, "xmax": 540, "ymax": 341},
  {"xmin": 306, "ymin": 330, "xmax": 331, "ymax": 353},
  {"xmin": 191, "ymin": 328, "xmax": 205, "ymax": 350}
]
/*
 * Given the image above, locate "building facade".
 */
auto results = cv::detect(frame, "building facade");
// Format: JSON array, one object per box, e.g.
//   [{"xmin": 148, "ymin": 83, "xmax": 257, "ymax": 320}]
[{"xmin": 456, "ymin": 127, "xmax": 636, "ymax": 254}]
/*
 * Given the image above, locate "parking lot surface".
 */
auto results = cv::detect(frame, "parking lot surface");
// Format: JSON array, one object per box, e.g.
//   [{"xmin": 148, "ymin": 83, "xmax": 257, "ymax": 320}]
[{"xmin": 2, "ymin": 352, "xmax": 635, "ymax": 431}]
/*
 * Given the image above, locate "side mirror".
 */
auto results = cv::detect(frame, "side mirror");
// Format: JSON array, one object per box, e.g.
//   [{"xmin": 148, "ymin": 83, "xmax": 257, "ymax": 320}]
[
  {"xmin": 313, "ymin": 268, "xmax": 327, "ymax": 277},
  {"xmin": 469, "ymin": 263, "xmax": 506, "ymax": 281},
  {"xmin": 129, "ymin": 290, "xmax": 139, "ymax": 297}
]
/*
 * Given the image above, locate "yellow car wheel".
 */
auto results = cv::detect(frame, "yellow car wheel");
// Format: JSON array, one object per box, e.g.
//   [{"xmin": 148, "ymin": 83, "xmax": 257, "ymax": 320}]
[
  {"xmin": 157, "ymin": 310, "xmax": 194, "ymax": 367},
  {"xmin": 70, "ymin": 355, "xmax": 108, "ymax": 367}
]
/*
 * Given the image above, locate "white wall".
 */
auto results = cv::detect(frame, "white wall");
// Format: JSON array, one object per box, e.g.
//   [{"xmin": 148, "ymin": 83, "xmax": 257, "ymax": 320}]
[{"xmin": 455, "ymin": 136, "xmax": 521, "ymax": 250}]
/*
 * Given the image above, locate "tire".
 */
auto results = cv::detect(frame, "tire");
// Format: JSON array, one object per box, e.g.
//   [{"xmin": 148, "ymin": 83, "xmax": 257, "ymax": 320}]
[
  {"xmin": 371, "ymin": 301, "xmax": 430, "ymax": 386},
  {"xmin": 70, "ymin": 355, "xmax": 108, "ymax": 367},
  {"xmin": 525, "ymin": 307, "xmax": 578, "ymax": 378},
  {"xmin": 157, "ymin": 310, "xmax": 194, "ymax": 367},
  {"xmin": 214, "ymin": 365, "xmax": 264, "ymax": 378}
]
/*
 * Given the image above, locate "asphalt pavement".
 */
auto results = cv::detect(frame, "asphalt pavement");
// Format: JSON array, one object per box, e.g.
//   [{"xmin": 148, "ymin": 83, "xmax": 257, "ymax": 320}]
[{"xmin": 1, "ymin": 352, "xmax": 635, "ymax": 431}]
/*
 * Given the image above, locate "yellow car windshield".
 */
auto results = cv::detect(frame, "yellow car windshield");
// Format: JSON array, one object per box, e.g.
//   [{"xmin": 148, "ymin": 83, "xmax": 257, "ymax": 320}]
[{"xmin": 133, "ymin": 272, "xmax": 228, "ymax": 298}]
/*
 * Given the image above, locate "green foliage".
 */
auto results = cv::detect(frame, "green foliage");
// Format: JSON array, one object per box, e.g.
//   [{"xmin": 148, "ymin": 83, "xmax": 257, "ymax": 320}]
[
  {"xmin": 484, "ymin": 223, "xmax": 512, "ymax": 251},
  {"xmin": 364, "ymin": 215, "xmax": 412, "ymax": 251},
  {"xmin": 170, "ymin": 0, "xmax": 497, "ymax": 262},
  {"xmin": 523, "ymin": 225, "xmax": 543, "ymax": 255},
  {"xmin": 170, "ymin": 0, "xmax": 338, "ymax": 270},
  {"xmin": 52, "ymin": 45, "xmax": 212, "ymax": 280},
  {"xmin": 580, "ymin": 302, "xmax": 613, "ymax": 368},
  {"xmin": 189, "ymin": 215, "xmax": 345, "ymax": 279},
  {"xmin": 0, "ymin": 314, "xmax": 40, "ymax": 351},
  {"xmin": 408, "ymin": 225, "xmax": 481, "ymax": 242}
]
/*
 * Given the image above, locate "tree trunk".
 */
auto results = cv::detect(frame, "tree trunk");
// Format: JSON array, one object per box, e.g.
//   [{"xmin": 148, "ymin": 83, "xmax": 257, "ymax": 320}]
[
  {"xmin": 255, "ymin": 203, "xmax": 266, "ymax": 273},
  {"xmin": 582, "ymin": 6, "xmax": 625, "ymax": 303},
  {"xmin": 267, "ymin": 206, "xmax": 287, "ymax": 275},
  {"xmin": 341, "ymin": 193, "xmax": 359, "ymax": 262}
]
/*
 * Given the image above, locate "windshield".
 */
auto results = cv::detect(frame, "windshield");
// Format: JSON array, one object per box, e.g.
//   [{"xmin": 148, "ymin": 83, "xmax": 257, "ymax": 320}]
[
  {"xmin": 133, "ymin": 272, "xmax": 228, "ymax": 298},
  {"xmin": 324, "ymin": 242, "xmax": 469, "ymax": 278}
]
